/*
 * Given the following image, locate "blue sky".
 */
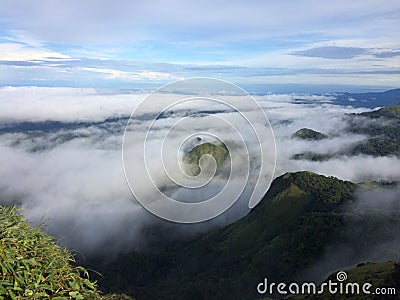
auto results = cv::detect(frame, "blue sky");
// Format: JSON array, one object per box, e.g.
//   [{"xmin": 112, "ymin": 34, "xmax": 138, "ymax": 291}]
[{"xmin": 0, "ymin": 0, "xmax": 399, "ymax": 92}]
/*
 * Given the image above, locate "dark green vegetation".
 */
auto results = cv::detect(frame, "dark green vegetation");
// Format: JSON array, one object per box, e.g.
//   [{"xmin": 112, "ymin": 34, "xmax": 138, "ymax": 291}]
[
  {"xmin": 291, "ymin": 152, "xmax": 332, "ymax": 162},
  {"xmin": 358, "ymin": 104, "xmax": 400, "ymax": 119},
  {"xmin": 98, "ymin": 171, "xmax": 395, "ymax": 299},
  {"xmin": 1, "ymin": 170, "xmax": 399, "ymax": 299},
  {"xmin": 182, "ymin": 142, "xmax": 229, "ymax": 176},
  {"xmin": 0, "ymin": 117, "xmax": 129, "ymax": 134},
  {"xmin": 2, "ymin": 173, "xmax": 397, "ymax": 300},
  {"xmin": 292, "ymin": 104, "xmax": 400, "ymax": 161},
  {"xmin": 0, "ymin": 117, "xmax": 128, "ymax": 153},
  {"xmin": 292, "ymin": 128, "xmax": 328, "ymax": 141},
  {"xmin": 347, "ymin": 104, "xmax": 400, "ymax": 157},
  {"xmin": 291, "ymin": 261, "xmax": 400, "ymax": 299},
  {"xmin": 0, "ymin": 206, "xmax": 132, "ymax": 300}
]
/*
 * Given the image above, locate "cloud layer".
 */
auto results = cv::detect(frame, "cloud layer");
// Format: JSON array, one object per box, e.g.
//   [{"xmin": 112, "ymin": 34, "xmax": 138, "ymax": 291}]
[{"xmin": 1, "ymin": 87, "xmax": 399, "ymax": 257}]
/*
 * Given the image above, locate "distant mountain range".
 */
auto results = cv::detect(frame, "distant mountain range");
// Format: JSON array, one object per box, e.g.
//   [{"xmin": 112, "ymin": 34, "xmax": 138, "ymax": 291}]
[
  {"xmin": 0, "ymin": 116, "xmax": 129, "ymax": 134},
  {"xmin": 332, "ymin": 88, "xmax": 400, "ymax": 108},
  {"xmin": 1, "ymin": 89, "xmax": 399, "ymax": 135}
]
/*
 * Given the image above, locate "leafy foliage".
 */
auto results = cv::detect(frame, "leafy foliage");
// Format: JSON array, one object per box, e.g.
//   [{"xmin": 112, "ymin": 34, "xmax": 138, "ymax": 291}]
[
  {"xmin": 0, "ymin": 206, "xmax": 132, "ymax": 300},
  {"xmin": 0, "ymin": 206, "xmax": 99, "ymax": 299}
]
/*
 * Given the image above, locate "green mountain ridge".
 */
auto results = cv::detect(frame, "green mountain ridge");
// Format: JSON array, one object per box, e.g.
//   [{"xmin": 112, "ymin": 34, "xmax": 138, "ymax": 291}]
[
  {"xmin": 99, "ymin": 172, "xmax": 375, "ymax": 300},
  {"xmin": 357, "ymin": 104, "xmax": 400, "ymax": 119},
  {"xmin": 292, "ymin": 104, "xmax": 400, "ymax": 161},
  {"xmin": 348, "ymin": 104, "xmax": 400, "ymax": 157},
  {"xmin": 2, "ymin": 171, "xmax": 399, "ymax": 299}
]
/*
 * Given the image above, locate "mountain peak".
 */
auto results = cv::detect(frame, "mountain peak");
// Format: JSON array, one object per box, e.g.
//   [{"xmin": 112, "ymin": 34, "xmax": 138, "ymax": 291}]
[
  {"xmin": 100, "ymin": 172, "xmax": 361, "ymax": 299},
  {"xmin": 252, "ymin": 171, "xmax": 356, "ymax": 216},
  {"xmin": 292, "ymin": 128, "xmax": 328, "ymax": 140}
]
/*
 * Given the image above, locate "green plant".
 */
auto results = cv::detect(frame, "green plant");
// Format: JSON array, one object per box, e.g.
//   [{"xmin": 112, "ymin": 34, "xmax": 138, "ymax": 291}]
[{"xmin": 0, "ymin": 206, "xmax": 100, "ymax": 300}]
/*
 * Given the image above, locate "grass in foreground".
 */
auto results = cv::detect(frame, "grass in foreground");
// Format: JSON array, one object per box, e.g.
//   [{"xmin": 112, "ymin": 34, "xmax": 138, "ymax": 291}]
[{"xmin": 0, "ymin": 205, "xmax": 132, "ymax": 300}]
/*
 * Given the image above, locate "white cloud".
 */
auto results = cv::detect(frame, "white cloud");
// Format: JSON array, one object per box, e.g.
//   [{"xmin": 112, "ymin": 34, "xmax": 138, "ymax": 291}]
[
  {"xmin": 0, "ymin": 43, "xmax": 71, "ymax": 61},
  {"xmin": 0, "ymin": 86, "xmax": 141, "ymax": 122},
  {"xmin": 77, "ymin": 67, "xmax": 184, "ymax": 82}
]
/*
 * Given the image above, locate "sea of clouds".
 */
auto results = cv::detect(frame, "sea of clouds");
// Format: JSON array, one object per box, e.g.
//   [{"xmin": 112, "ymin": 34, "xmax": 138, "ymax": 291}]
[{"xmin": 0, "ymin": 86, "xmax": 399, "ymax": 258}]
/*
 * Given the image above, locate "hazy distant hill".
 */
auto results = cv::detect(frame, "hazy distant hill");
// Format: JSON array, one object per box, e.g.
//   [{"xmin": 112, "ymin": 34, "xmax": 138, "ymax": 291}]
[
  {"xmin": 292, "ymin": 128, "xmax": 328, "ymax": 141},
  {"xmin": 333, "ymin": 88, "xmax": 400, "ymax": 108},
  {"xmin": 348, "ymin": 104, "xmax": 400, "ymax": 157},
  {"xmin": 292, "ymin": 104, "xmax": 400, "ymax": 161},
  {"xmin": 358, "ymin": 103, "xmax": 400, "ymax": 119}
]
